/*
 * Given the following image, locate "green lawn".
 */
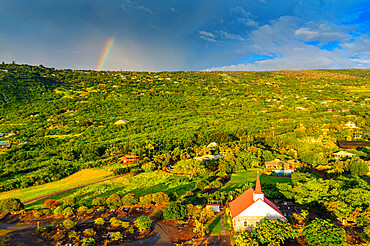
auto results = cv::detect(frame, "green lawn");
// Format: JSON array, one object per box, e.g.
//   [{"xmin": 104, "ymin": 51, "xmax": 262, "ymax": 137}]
[
  {"xmin": 26, "ymin": 171, "xmax": 196, "ymax": 209},
  {"xmin": 220, "ymin": 170, "xmax": 291, "ymax": 192},
  {"xmin": 208, "ymin": 215, "xmax": 223, "ymax": 235}
]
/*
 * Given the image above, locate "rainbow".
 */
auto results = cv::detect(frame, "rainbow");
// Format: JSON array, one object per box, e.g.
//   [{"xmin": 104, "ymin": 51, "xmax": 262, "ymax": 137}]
[{"xmin": 96, "ymin": 37, "xmax": 115, "ymax": 71}]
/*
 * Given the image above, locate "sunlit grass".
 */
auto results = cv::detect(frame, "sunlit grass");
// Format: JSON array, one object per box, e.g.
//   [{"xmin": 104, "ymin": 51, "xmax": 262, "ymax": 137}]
[
  {"xmin": 220, "ymin": 170, "xmax": 291, "ymax": 192},
  {"xmin": 0, "ymin": 169, "xmax": 112, "ymax": 203}
]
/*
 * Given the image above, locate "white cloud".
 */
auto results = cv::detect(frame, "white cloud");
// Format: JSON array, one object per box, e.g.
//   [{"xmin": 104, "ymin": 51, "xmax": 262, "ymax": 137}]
[
  {"xmin": 295, "ymin": 23, "xmax": 353, "ymax": 42},
  {"xmin": 219, "ymin": 31, "xmax": 245, "ymax": 41},
  {"xmin": 199, "ymin": 31, "xmax": 217, "ymax": 42},
  {"xmin": 121, "ymin": 0, "xmax": 153, "ymax": 14},
  {"xmin": 205, "ymin": 16, "xmax": 370, "ymax": 71},
  {"xmin": 230, "ymin": 7, "xmax": 259, "ymax": 27}
]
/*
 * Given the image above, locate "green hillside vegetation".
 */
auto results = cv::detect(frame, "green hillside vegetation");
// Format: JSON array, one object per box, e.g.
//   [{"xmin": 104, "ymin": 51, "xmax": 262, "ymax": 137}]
[{"xmin": 0, "ymin": 64, "xmax": 369, "ymax": 243}]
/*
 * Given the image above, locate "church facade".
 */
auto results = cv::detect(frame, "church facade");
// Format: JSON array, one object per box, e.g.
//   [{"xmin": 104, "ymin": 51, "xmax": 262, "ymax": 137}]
[{"xmin": 229, "ymin": 171, "xmax": 286, "ymax": 232}]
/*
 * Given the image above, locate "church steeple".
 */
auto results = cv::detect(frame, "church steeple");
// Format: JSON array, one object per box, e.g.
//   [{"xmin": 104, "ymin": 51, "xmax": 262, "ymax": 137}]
[{"xmin": 253, "ymin": 171, "xmax": 264, "ymax": 201}]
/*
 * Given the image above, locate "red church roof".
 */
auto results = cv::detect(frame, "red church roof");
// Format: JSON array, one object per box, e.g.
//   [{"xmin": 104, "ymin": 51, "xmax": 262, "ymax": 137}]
[{"xmin": 229, "ymin": 172, "xmax": 285, "ymax": 219}]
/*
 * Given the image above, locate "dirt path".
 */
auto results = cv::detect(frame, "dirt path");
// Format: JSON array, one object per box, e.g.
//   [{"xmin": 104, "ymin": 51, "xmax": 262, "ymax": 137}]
[{"xmin": 23, "ymin": 174, "xmax": 127, "ymax": 204}]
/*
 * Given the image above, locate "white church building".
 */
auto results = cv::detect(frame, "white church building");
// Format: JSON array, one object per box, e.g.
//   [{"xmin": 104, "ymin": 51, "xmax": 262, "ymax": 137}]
[{"xmin": 229, "ymin": 171, "xmax": 286, "ymax": 232}]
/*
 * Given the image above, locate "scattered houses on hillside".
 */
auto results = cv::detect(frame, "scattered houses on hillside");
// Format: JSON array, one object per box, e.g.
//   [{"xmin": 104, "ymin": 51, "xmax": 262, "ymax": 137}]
[
  {"xmin": 264, "ymin": 159, "xmax": 299, "ymax": 174},
  {"xmin": 229, "ymin": 172, "xmax": 286, "ymax": 232}
]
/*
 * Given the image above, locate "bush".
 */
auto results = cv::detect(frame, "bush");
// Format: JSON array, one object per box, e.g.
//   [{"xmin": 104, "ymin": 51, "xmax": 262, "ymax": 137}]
[
  {"xmin": 110, "ymin": 217, "xmax": 123, "ymax": 227},
  {"xmin": 83, "ymin": 228, "xmax": 96, "ymax": 237},
  {"xmin": 68, "ymin": 230, "xmax": 77, "ymax": 238},
  {"xmin": 127, "ymin": 225, "xmax": 135, "ymax": 234},
  {"xmin": 92, "ymin": 197, "xmax": 106, "ymax": 206},
  {"xmin": 63, "ymin": 219, "xmax": 77, "ymax": 229},
  {"xmin": 155, "ymin": 210, "xmax": 164, "ymax": 220},
  {"xmin": 235, "ymin": 232, "xmax": 258, "ymax": 246},
  {"xmin": 152, "ymin": 192, "xmax": 170, "ymax": 205},
  {"xmin": 0, "ymin": 198, "xmax": 24, "ymax": 212},
  {"xmin": 106, "ymin": 194, "xmax": 122, "ymax": 209},
  {"xmin": 63, "ymin": 197, "xmax": 76, "ymax": 207},
  {"xmin": 302, "ymin": 218, "xmax": 346, "ymax": 246},
  {"xmin": 121, "ymin": 221, "xmax": 130, "ymax": 228},
  {"xmin": 77, "ymin": 206, "xmax": 88, "ymax": 213},
  {"xmin": 33, "ymin": 211, "xmax": 43, "ymax": 218},
  {"xmin": 134, "ymin": 215, "xmax": 152, "ymax": 231},
  {"xmin": 43, "ymin": 209, "xmax": 51, "ymax": 215},
  {"xmin": 111, "ymin": 231, "xmax": 124, "ymax": 240},
  {"xmin": 44, "ymin": 199, "xmax": 60, "ymax": 209},
  {"xmin": 81, "ymin": 237, "xmax": 95, "ymax": 246},
  {"xmin": 53, "ymin": 206, "xmax": 63, "ymax": 215},
  {"xmin": 122, "ymin": 193, "xmax": 138, "ymax": 206},
  {"xmin": 251, "ymin": 218, "xmax": 298, "ymax": 245},
  {"xmin": 94, "ymin": 217, "xmax": 105, "ymax": 225},
  {"xmin": 63, "ymin": 207, "xmax": 74, "ymax": 218},
  {"xmin": 139, "ymin": 194, "xmax": 153, "ymax": 206},
  {"xmin": 163, "ymin": 202, "xmax": 187, "ymax": 221}
]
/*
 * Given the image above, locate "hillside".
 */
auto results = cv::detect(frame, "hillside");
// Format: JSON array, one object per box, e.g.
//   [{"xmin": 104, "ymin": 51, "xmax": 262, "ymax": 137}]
[{"xmin": 0, "ymin": 64, "xmax": 369, "ymax": 192}]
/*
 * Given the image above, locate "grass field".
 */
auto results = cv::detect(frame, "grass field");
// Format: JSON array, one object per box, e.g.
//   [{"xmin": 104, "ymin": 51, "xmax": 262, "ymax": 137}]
[
  {"xmin": 208, "ymin": 215, "xmax": 223, "ymax": 235},
  {"xmin": 219, "ymin": 171, "xmax": 291, "ymax": 193},
  {"xmin": 23, "ymin": 171, "xmax": 196, "ymax": 209},
  {"xmin": 0, "ymin": 169, "xmax": 112, "ymax": 205}
]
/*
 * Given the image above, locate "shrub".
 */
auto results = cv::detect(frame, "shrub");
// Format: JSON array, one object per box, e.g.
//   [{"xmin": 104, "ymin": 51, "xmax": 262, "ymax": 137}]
[
  {"xmin": 83, "ymin": 228, "xmax": 96, "ymax": 237},
  {"xmin": 302, "ymin": 218, "xmax": 346, "ymax": 246},
  {"xmin": 152, "ymin": 192, "xmax": 170, "ymax": 205},
  {"xmin": 43, "ymin": 209, "xmax": 51, "ymax": 215},
  {"xmin": 163, "ymin": 202, "xmax": 187, "ymax": 220},
  {"xmin": 106, "ymin": 194, "xmax": 122, "ymax": 209},
  {"xmin": 251, "ymin": 218, "xmax": 298, "ymax": 245},
  {"xmin": 63, "ymin": 207, "xmax": 74, "ymax": 218},
  {"xmin": 68, "ymin": 230, "xmax": 77, "ymax": 238},
  {"xmin": 53, "ymin": 206, "xmax": 63, "ymax": 215},
  {"xmin": 63, "ymin": 197, "xmax": 76, "ymax": 207},
  {"xmin": 235, "ymin": 232, "xmax": 258, "ymax": 246},
  {"xmin": 134, "ymin": 215, "xmax": 152, "ymax": 231},
  {"xmin": 155, "ymin": 210, "xmax": 164, "ymax": 220},
  {"xmin": 96, "ymin": 207, "xmax": 105, "ymax": 212},
  {"xmin": 92, "ymin": 197, "xmax": 106, "ymax": 206},
  {"xmin": 44, "ymin": 199, "xmax": 60, "ymax": 209},
  {"xmin": 121, "ymin": 221, "xmax": 130, "ymax": 228},
  {"xmin": 0, "ymin": 198, "xmax": 24, "ymax": 212},
  {"xmin": 81, "ymin": 237, "xmax": 95, "ymax": 246},
  {"xmin": 94, "ymin": 217, "xmax": 105, "ymax": 225},
  {"xmin": 77, "ymin": 206, "xmax": 88, "ymax": 213},
  {"xmin": 111, "ymin": 231, "xmax": 124, "ymax": 240},
  {"xmin": 110, "ymin": 217, "xmax": 123, "ymax": 227},
  {"xmin": 122, "ymin": 193, "xmax": 138, "ymax": 206},
  {"xmin": 33, "ymin": 211, "xmax": 43, "ymax": 218},
  {"xmin": 127, "ymin": 225, "xmax": 135, "ymax": 234},
  {"xmin": 63, "ymin": 219, "xmax": 77, "ymax": 229},
  {"xmin": 139, "ymin": 194, "xmax": 153, "ymax": 206}
]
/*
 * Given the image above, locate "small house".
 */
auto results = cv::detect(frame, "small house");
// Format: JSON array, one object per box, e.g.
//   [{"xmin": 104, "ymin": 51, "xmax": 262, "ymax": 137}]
[
  {"xmin": 264, "ymin": 159, "xmax": 281, "ymax": 169},
  {"xmin": 0, "ymin": 141, "xmax": 11, "ymax": 149},
  {"xmin": 119, "ymin": 155, "xmax": 138, "ymax": 164},
  {"xmin": 194, "ymin": 154, "xmax": 222, "ymax": 162},
  {"xmin": 333, "ymin": 151, "xmax": 356, "ymax": 160},
  {"xmin": 229, "ymin": 172, "xmax": 286, "ymax": 232},
  {"xmin": 114, "ymin": 120, "xmax": 129, "ymax": 126},
  {"xmin": 337, "ymin": 141, "xmax": 370, "ymax": 150},
  {"xmin": 345, "ymin": 121, "xmax": 357, "ymax": 129},
  {"xmin": 206, "ymin": 204, "xmax": 221, "ymax": 213}
]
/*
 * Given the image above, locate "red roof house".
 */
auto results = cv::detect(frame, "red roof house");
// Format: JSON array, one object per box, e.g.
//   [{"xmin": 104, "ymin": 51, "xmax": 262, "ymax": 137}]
[{"xmin": 229, "ymin": 172, "xmax": 286, "ymax": 232}]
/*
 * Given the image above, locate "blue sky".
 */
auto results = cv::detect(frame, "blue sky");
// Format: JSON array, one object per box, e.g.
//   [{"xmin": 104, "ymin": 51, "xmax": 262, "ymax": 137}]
[{"xmin": 0, "ymin": 0, "xmax": 369, "ymax": 71}]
